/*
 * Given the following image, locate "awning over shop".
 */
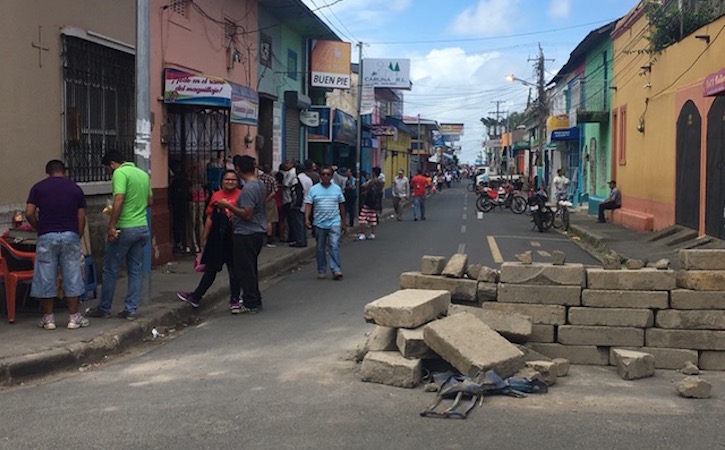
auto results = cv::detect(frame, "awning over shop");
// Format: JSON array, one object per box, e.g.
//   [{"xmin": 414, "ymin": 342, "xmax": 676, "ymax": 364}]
[
  {"xmin": 704, "ymin": 67, "xmax": 725, "ymax": 97},
  {"xmin": 551, "ymin": 127, "xmax": 580, "ymax": 141}
]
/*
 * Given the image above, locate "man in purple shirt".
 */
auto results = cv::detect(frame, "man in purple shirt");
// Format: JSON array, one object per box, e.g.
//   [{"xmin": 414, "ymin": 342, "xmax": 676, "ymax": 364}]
[{"xmin": 25, "ymin": 160, "xmax": 89, "ymax": 330}]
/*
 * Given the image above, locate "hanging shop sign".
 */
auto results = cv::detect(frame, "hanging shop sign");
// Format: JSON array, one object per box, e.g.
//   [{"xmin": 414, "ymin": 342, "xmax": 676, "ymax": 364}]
[
  {"xmin": 439, "ymin": 123, "xmax": 464, "ymax": 136},
  {"xmin": 300, "ymin": 110, "xmax": 320, "ymax": 127},
  {"xmin": 362, "ymin": 58, "xmax": 411, "ymax": 90},
  {"xmin": 230, "ymin": 83, "xmax": 258, "ymax": 125},
  {"xmin": 704, "ymin": 67, "xmax": 725, "ymax": 97},
  {"xmin": 551, "ymin": 127, "xmax": 580, "ymax": 141},
  {"xmin": 310, "ymin": 40, "xmax": 352, "ymax": 89},
  {"xmin": 332, "ymin": 109, "xmax": 357, "ymax": 145},
  {"xmin": 372, "ymin": 125, "xmax": 397, "ymax": 138},
  {"xmin": 164, "ymin": 68, "xmax": 231, "ymax": 107},
  {"xmin": 307, "ymin": 106, "xmax": 333, "ymax": 142}
]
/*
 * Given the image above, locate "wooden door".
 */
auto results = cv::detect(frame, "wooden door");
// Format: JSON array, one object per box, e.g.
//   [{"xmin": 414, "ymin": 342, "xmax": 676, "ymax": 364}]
[
  {"xmin": 706, "ymin": 97, "xmax": 725, "ymax": 239},
  {"xmin": 675, "ymin": 101, "xmax": 701, "ymax": 230}
]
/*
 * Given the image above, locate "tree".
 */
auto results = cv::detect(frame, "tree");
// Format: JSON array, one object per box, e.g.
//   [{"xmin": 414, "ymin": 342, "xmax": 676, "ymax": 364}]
[{"xmin": 645, "ymin": 0, "xmax": 715, "ymax": 54}]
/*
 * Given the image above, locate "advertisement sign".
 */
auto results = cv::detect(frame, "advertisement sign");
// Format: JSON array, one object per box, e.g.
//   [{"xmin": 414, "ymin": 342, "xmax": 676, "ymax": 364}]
[
  {"xmin": 164, "ymin": 68, "xmax": 231, "ymax": 107},
  {"xmin": 362, "ymin": 58, "xmax": 411, "ymax": 89},
  {"xmin": 372, "ymin": 125, "xmax": 397, "ymax": 139},
  {"xmin": 307, "ymin": 106, "xmax": 333, "ymax": 142},
  {"xmin": 704, "ymin": 67, "xmax": 725, "ymax": 97},
  {"xmin": 300, "ymin": 110, "xmax": 320, "ymax": 127},
  {"xmin": 439, "ymin": 123, "xmax": 464, "ymax": 136},
  {"xmin": 361, "ymin": 84, "xmax": 375, "ymax": 115},
  {"xmin": 332, "ymin": 109, "xmax": 357, "ymax": 145},
  {"xmin": 310, "ymin": 40, "xmax": 352, "ymax": 89},
  {"xmin": 230, "ymin": 83, "xmax": 258, "ymax": 125}
]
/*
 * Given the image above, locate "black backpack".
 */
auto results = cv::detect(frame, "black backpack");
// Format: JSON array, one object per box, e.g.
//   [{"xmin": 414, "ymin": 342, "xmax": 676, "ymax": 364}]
[
  {"xmin": 291, "ymin": 179, "xmax": 304, "ymax": 209},
  {"xmin": 365, "ymin": 181, "xmax": 382, "ymax": 210}
]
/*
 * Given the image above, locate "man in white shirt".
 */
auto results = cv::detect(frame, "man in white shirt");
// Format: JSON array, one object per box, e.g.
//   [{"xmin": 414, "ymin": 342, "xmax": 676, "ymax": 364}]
[
  {"xmin": 553, "ymin": 169, "xmax": 570, "ymax": 201},
  {"xmin": 392, "ymin": 169, "xmax": 410, "ymax": 221}
]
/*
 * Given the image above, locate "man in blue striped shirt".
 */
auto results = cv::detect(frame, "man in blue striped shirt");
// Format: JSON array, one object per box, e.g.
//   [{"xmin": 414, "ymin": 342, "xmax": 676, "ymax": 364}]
[{"xmin": 305, "ymin": 165, "xmax": 347, "ymax": 280}]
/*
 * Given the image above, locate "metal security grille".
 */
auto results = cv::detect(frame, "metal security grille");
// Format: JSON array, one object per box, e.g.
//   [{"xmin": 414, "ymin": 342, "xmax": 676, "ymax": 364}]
[
  {"xmin": 284, "ymin": 106, "xmax": 300, "ymax": 163},
  {"xmin": 62, "ymin": 36, "xmax": 135, "ymax": 182}
]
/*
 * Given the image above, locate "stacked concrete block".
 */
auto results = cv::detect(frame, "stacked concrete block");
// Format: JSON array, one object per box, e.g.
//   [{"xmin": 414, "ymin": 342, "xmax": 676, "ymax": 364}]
[
  {"xmin": 400, "ymin": 272, "xmax": 478, "ymax": 303},
  {"xmin": 586, "ymin": 268, "xmax": 676, "ymax": 291},
  {"xmin": 361, "ymin": 351, "xmax": 422, "ymax": 388},
  {"xmin": 558, "ymin": 326, "xmax": 644, "ymax": 347},
  {"xmin": 699, "ymin": 352, "xmax": 725, "ymax": 371},
  {"xmin": 646, "ymin": 329, "xmax": 725, "ymax": 350},
  {"xmin": 526, "ymin": 343, "xmax": 609, "ymax": 366},
  {"xmin": 442, "ymin": 253, "xmax": 468, "ymax": 278},
  {"xmin": 448, "ymin": 304, "xmax": 532, "ymax": 343},
  {"xmin": 498, "ymin": 263, "xmax": 584, "ymax": 307},
  {"xmin": 423, "ymin": 312, "xmax": 525, "ymax": 378},
  {"xmin": 364, "ymin": 326, "xmax": 398, "ymax": 352},
  {"xmin": 421, "ymin": 256, "xmax": 447, "ymax": 275},
  {"xmin": 364, "ymin": 289, "xmax": 450, "ymax": 328},
  {"xmin": 607, "ymin": 347, "xmax": 698, "ymax": 370},
  {"xmin": 483, "ymin": 302, "xmax": 566, "ymax": 326},
  {"xmin": 396, "ymin": 327, "xmax": 437, "ymax": 359},
  {"xmin": 611, "ymin": 349, "xmax": 655, "ymax": 380}
]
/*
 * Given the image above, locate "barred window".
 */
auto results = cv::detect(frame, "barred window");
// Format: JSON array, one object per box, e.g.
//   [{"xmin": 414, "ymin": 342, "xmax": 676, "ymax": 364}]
[{"xmin": 63, "ymin": 35, "xmax": 135, "ymax": 182}]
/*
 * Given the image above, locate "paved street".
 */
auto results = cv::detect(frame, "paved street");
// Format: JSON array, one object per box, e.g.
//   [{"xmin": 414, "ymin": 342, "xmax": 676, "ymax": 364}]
[{"xmin": 1, "ymin": 184, "xmax": 724, "ymax": 449}]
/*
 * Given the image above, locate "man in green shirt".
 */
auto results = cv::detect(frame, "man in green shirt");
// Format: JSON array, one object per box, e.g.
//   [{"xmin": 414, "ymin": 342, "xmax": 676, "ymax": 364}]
[{"xmin": 87, "ymin": 151, "xmax": 152, "ymax": 320}]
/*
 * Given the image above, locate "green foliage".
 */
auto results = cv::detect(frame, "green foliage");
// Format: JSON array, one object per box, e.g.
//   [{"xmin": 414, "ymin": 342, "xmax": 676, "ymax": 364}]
[{"xmin": 645, "ymin": 0, "xmax": 715, "ymax": 54}]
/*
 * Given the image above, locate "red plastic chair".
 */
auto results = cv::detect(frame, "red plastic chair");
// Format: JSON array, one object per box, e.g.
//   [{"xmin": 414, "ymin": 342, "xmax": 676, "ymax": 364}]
[{"xmin": 0, "ymin": 238, "xmax": 35, "ymax": 323}]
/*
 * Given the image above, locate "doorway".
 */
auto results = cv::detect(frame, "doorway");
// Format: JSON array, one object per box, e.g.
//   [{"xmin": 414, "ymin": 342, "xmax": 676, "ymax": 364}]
[
  {"xmin": 706, "ymin": 97, "xmax": 725, "ymax": 238},
  {"xmin": 675, "ymin": 100, "xmax": 701, "ymax": 230}
]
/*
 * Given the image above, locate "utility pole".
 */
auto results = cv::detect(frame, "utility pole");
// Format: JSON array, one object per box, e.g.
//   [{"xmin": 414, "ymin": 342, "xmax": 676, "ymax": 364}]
[
  {"xmin": 417, "ymin": 113, "xmax": 422, "ymax": 172},
  {"xmin": 488, "ymin": 101, "xmax": 508, "ymax": 175},
  {"xmin": 529, "ymin": 44, "xmax": 552, "ymax": 189},
  {"xmin": 355, "ymin": 42, "xmax": 364, "ymax": 212},
  {"xmin": 136, "ymin": 0, "xmax": 151, "ymax": 304},
  {"xmin": 488, "ymin": 101, "xmax": 507, "ymax": 138}
]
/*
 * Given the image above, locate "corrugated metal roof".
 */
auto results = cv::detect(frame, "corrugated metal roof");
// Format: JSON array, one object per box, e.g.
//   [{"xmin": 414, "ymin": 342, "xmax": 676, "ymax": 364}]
[{"xmin": 259, "ymin": 0, "xmax": 340, "ymax": 40}]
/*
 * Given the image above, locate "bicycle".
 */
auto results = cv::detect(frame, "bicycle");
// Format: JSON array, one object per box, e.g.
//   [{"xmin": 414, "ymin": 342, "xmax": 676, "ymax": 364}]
[{"xmin": 552, "ymin": 194, "xmax": 572, "ymax": 231}]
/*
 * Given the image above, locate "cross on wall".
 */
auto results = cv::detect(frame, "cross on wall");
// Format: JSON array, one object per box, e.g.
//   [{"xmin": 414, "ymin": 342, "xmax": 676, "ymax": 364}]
[{"xmin": 31, "ymin": 25, "xmax": 50, "ymax": 67}]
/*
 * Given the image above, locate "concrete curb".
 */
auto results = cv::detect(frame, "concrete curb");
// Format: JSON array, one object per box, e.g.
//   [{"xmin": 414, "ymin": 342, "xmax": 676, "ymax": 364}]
[{"xmin": 564, "ymin": 223, "xmax": 623, "ymax": 265}]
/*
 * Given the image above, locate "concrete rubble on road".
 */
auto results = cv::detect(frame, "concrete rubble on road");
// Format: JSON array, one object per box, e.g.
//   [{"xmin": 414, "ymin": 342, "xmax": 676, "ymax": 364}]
[{"xmin": 675, "ymin": 376, "xmax": 712, "ymax": 398}]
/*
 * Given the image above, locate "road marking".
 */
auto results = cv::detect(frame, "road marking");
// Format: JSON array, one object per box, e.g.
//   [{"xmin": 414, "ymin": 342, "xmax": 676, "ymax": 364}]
[
  {"xmin": 530, "ymin": 241, "xmax": 541, "ymax": 247},
  {"xmin": 493, "ymin": 235, "xmax": 568, "ymax": 242},
  {"xmin": 464, "ymin": 206, "xmax": 468, "ymax": 211},
  {"xmin": 487, "ymin": 235, "xmax": 504, "ymax": 263},
  {"xmin": 538, "ymin": 250, "xmax": 551, "ymax": 257},
  {"xmin": 458, "ymin": 243, "xmax": 466, "ymax": 254},
  {"xmin": 462, "ymin": 214, "xmax": 467, "ymax": 220},
  {"xmin": 461, "ymin": 225, "xmax": 466, "ymax": 233}
]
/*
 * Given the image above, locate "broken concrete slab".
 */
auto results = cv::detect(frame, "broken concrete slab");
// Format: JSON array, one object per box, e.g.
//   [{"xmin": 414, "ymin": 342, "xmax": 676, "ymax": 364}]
[
  {"xmin": 670, "ymin": 290, "xmax": 725, "ymax": 309},
  {"xmin": 514, "ymin": 367, "xmax": 545, "ymax": 383},
  {"xmin": 681, "ymin": 361, "xmax": 700, "ymax": 375},
  {"xmin": 552, "ymin": 358, "xmax": 570, "ymax": 377},
  {"xmin": 525, "ymin": 360, "xmax": 557, "ymax": 385},
  {"xmin": 400, "ymin": 272, "xmax": 477, "ymax": 302},
  {"xmin": 653, "ymin": 259, "xmax": 671, "ymax": 270},
  {"xmin": 478, "ymin": 266, "xmax": 500, "ymax": 283},
  {"xmin": 364, "ymin": 326, "xmax": 398, "ymax": 352},
  {"xmin": 552, "ymin": 250, "xmax": 566, "ymax": 266},
  {"xmin": 448, "ymin": 304, "xmax": 532, "ymax": 343},
  {"xmin": 466, "ymin": 264, "xmax": 482, "ymax": 280},
  {"xmin": 421, "ymin": 256, "xmax": 447, "ymax": 275},
  {"xmin": 527, "ymin": 343, "xmax": 609, "ymax": 366},
  {"xmin": 568, "ymin": 307, "xmax": 654, "ymax": 328},
  {"xmin": 675, "ymin": 376, "xmax": 711, "ymax": 399},
  {"xmin": 656, "ymin": 309, "xmax": 725, "ymax": 330},
  {"xmin": 581, "ymin": 289, "xmax": 669, "ymax": 309},
  {"xmin": 611, "ymin": 349, "xmax": 655, "ymax": 380},
  {"xmin": 361, "ymin": 351, "xmax": 422, "ymax": 388},
  {"xmin": 516, "ymin": 251, "xmax": 533, "ymax": 264},
  {"xmin": 497, "ymin": 283, "xmax": 581, "ymax": 306},
  {"xmin": 482, "ymin": 302, "xmax": 567, "ymax": 325},
  {"xmin": 699, "ymin": 351, "xmax": 725, "ymax": 371},
  {"xmin": 477, "ymin": 282, "xmax": 497, "ymax": 302},
  {"xmin": 676, "ymin": 270, "xmax": 725, "ymax": 291},
  {"xmin": 558, "ymin": 325, "xmax": 644, "ymax": 347},
  {"xmin": 607, "ymin": 347, "xmax": 697, "ymax": 370},
  {"xmin": 423, "ymin": 312, "xmax": 525, "ymax": 379},
  {"xmin": 515, "ymin": 344, "xmax": 552, "ymax": 362},
  {"xmin": 646, "ymin": 328, "xmax": 725, "ymax": 350},
  {"xmin": 364, "ymin": 289, "xmax": 450, "ymax": 329},
  {"xmin": 396, "ymin": 327, "xmax": 437, "ymax": 359},
  {"xmin": 500, "ymin": 262, "xmax": 586, "ymax": 286},
  {"xmin": 625, "ymin": 259, "xmax": 645, "ymax": 270},
  {"xmin": 679, "ymin": 249, "xmax": 725, "ymax": 271},
  {"xmin": 587, "ymin": 268, "xmax": 676, "ymax": 291},
  {"xmin": 442, "ymin": 253, "xmax": 468, "ymax": 278},
  {"xmin": 602, "ymin": 254, "xmax": 621, "ymax": 270}
]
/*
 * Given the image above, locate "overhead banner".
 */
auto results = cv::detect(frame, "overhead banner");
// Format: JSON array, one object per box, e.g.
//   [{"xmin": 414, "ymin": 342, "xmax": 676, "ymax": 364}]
[
  {"xmin": 439, "ymin": 123, "xmax": 464, "ymax": 136},
  {"xmin": 230, "ymin": 83, "xmax": 258, "ymax": 125},
  {"xmin": 362, "ymin": 58, "xmax": 411, "ymax": 90},
  {"xmin": 164, "ymin": 68, "xmax": 231, "ymax": 107},
  {"xmin": 310, "ymin": 40, "xmax": 352, "ymax": 89}
]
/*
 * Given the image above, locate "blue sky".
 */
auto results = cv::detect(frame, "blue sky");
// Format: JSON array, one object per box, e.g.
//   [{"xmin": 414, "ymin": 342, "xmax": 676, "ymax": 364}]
[{"xmin": 302, "ymin": 0, "xmax": 639, "ymax": 164}]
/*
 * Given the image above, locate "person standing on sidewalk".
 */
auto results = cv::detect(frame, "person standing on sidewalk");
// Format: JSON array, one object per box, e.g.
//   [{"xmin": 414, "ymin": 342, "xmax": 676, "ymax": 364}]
[
  {"xmin": 411, "ymin": 170, "xmax": 430, "ymax": 221},
  {"xmin": 392, "ymin": 169, "xmax": 409, "ymax": 221},
  {"xmin": 216, "ymin": 155, "xmax": 266, "ymax": 314},
  {"xmin": 305, "ymin": 166, "xmax": 346, "ymax": 280},
  {"xmin": 259, "ymin": 164, "xmax": 278, "ymax": 247},
  {"xmin": 87, "ymin": 151, "xmax": 151, "ymax": 321},
  {"xmin": 25, "ymin": 160, "xmax": 89, "ymax": 330},
  {"xmin": 177, "ymin": 170, "xmax": 241, "ymax": 309},
  {"xmin": 343, "ymin": 168, "xmax": 357, "ymax": 228}
]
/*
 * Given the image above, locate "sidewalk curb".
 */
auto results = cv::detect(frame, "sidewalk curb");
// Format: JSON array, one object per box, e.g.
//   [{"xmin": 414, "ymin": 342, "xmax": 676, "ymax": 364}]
[{"xmin": 565, "ymin": 223, "xmax": 622, "ymax": 264}]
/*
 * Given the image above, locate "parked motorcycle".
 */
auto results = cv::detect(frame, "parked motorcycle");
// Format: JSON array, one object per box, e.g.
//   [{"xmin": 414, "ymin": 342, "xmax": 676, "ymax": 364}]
[
  {"xmin": 476, "ymin": 185, "xmax": 527, "ymax": 214},
  {"xmin": 528, "ymin": 188, "xmax": 554, "ymax": 232}
]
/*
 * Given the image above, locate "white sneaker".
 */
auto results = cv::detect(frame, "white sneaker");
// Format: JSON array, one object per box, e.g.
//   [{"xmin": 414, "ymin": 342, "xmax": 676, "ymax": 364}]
[
  {"xmin": 357, "ymin": 234, "xmax": 366, "ymax": 241},
  {"xmin": 67, "ymin": 312, "xmax": 90, "ymax": 329},
  {"xmin": 369, "ymin": 234, "xmax": 376, "ymax": 240},
  {"xmin": 39, "ymin": 314, "xmax": 56, "ymax": 330}
]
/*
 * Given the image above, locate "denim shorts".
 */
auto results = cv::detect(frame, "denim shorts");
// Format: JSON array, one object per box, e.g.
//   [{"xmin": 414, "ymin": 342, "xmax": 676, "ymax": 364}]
[{"xmin": 31, "ymin": 231, "xmax": 84, "ymax": 298}]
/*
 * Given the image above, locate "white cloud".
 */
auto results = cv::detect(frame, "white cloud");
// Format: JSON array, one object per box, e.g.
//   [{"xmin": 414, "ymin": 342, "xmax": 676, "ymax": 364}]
[
  {"xmin": 449, "ymin": 0, "xmax": 521, "ymax": 37},
  {"xmin": 548, "ymin": 0, "xmax": 572, "ymax": 18}
]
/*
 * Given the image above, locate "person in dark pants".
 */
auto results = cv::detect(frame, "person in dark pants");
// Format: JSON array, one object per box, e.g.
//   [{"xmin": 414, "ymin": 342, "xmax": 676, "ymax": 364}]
[
  {"xmin": 344, "ymin": 168, "xmax": 357, "ymax": 227},
  {"xmin": 216, "ymin": 155, "xmax": 267, "ymax": 314},
  {"xmin": 598, "ymin": 180, "xmax": 622, "ymax": 223}
]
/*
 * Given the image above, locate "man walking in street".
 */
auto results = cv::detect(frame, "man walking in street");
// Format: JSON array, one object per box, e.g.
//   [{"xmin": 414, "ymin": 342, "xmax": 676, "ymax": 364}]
[
  {"xmin": 411, "ymin": 169, "xmax": 430, "ymax": 221},
  {"xmin": 88, "ymin": 151, "xmax": 151, "ymax": 320},
  {"xmin": 305, "ymin": 165, "xmax": 346, "ymax": 280},
  {"xmin": 392, "ymin": 169, "xmax": 409, "ymax": 221},
  {"xmin": 25, "ymin": 160, "xmax": 89, "ymax": 330},
  {"xmin": 598, "ymin": 180, "xmax": 621, "ymax": 223},
  {"xmin": 216, "ymin": 155, "xmax": 267, "ymax": 314}
]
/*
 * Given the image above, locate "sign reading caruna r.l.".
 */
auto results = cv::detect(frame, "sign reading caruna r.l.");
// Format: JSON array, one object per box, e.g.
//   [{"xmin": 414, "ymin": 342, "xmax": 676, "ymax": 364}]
[{"xmin": 362, "ymin": 58, "xmax": 411, "ymax": 89}]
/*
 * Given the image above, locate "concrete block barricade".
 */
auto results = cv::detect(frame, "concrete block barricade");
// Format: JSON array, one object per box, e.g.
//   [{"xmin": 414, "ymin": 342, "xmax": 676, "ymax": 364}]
[
  {"xmin": 400, "ymin": 272, "xmax": 478, "ymax": 303},
  {"xmin": 448, "ymin": 304, "xmax": 532, "ymax": 343},
  {"xmin": 441, "ymin": 253, "xmax": 468, "ymax": 278},
  {"xmin": 699, "ymin": 351, "xmax": 725, "ymax": 371},
  {"xmin": 656, "ymin": 310, "xmax": 725, "ymax": 330},
  {"xmin": 568, "ymin": 307, "xmax": 654, "ymax": 328},
  {"xmin": 676, "ymin": 270, "xmax": 725, "ymax": 291},
  {"xmin": 423, "ymin": 312, "xmax": 525, "ymax": 379},
  {"xmin": 558, "ymin": 325, "xmax": 644, "ymax": 347},
  {"xmin": 611, "ymin": 349, "xmax": 655, "ymax": 380},
  {"xmin": 586, "ymin": 268, "xmax": 676, "ymax": 291},
  {"xmin": 608, "ymin": 347, "xmax": 698, "ymax": 370},
  {"xmin": 361, "ymin": 351, "xmax": 422, "ymax": 388},
  {"xmin": 364, "ymin": 289, "xmax": 450, "ymax": 329},
  {"xmin": 581, "ymin": 290, "xmax": 669, "ymax": 309},
  {"xmin": 527, "ymin": 343, "xmax": 609, "ymax": 366},
  {"xmin": 477, "ymin": 282, "xmax": 498, "ymax": 302},
  {"xmin": 646, "ymin": 329, "xmax": 725, "ymax": 350},
  {"xmin": 530, "ymin": 324, "xmax": 556, "ymax": 343},
  {"xmin": 482, "ymin": 302, "xmax": 567, "ymax": 325},
  {"xmin": 421, "ymin": 256, "xmax": 447, "ymax": 275},
  {"xmin": 364, "ymin": 326, "xmax": 398, "ymax": 352},
  {"xmin": 396, "ymin": 327, "xmax": 437, "ymax": 359},
  {"xmin": 497, "ymin": 284, "xmax": 581, "ymax": 306},
  {"xmin": 500, "ymin": 262, "xmax": 586, "ymax": 287},
  {"xmin": 670, "ymin": 290, "xmax": 725, "ymax": 309},
  {"xmin": 679, "ymin": 249, "xmax": 725, "ymax": 270}
]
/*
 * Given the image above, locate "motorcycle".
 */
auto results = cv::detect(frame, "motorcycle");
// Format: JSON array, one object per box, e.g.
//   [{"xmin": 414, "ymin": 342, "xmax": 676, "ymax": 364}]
[
  {"xmin": 476, "ymin": 184, "xmax": 527, "ymax": 214},
  {"xmin": 528, "ymin": 188, "xmax": 554, "ymax": 232}
]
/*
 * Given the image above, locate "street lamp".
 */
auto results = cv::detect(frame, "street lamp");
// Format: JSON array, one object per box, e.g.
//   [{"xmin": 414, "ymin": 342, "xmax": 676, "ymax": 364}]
[
  {"xmin": 505, "ymin": 74, "xmax": 536, "ymax": 87},
  {"xmin": 505, "ymin": 74, "xmax": 544, "ymax": 189}
]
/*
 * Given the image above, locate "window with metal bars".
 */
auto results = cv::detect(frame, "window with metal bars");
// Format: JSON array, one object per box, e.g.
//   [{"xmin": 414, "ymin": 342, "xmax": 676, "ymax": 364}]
[{"xmin": 62, "ymin": 35, "xmax": 135, "ymax": 182}]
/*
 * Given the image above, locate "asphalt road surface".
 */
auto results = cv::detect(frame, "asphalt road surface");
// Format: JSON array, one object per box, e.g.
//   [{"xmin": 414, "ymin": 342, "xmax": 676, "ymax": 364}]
[{"xmin": 1, "ymin": 184, "xmax": 723, "ymax": 449}]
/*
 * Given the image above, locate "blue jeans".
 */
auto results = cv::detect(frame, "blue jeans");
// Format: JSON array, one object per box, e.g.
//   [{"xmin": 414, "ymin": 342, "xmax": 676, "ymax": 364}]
[
  {"xmin": 412, "ymin": 196, "xmax": 426, "ymax": 220},
  {"xmin": 314, "ymin": 226, "xmax": 342, "ymax": 274},
  {"xmin": 31, "ymin": 231, "xmax": 84, "ymax": 298},
  {"xmin": 99, "ymin": 226, "xmax": 150, "ymax": 314}
]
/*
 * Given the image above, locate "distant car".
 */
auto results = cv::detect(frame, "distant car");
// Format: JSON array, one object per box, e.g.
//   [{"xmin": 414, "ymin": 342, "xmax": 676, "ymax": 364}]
[{"xmin": 475, "ymin": 167, "xmax": 489, "ymax": 185}]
